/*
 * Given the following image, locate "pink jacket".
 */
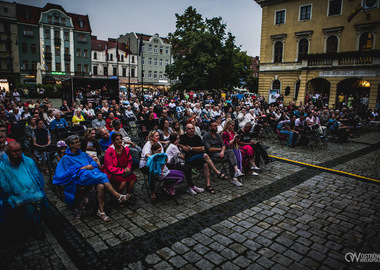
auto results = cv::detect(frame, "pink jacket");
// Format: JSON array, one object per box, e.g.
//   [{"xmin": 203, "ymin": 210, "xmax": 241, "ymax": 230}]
[{"xmin": 102, "ymin": 145, "xmax": 133, "ymax": 179}]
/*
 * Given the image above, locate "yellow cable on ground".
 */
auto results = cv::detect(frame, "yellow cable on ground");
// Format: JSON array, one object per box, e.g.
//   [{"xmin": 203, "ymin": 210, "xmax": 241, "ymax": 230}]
[{"xmin": 268, "ymin": 155, "xmax": 380, "ymax": 184}]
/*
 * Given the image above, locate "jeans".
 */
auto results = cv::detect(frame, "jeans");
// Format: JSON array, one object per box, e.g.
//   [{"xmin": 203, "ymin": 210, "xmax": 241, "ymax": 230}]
[{"xmin": 280, "ymin": 130, "xmax": 296, "ymax": 146}]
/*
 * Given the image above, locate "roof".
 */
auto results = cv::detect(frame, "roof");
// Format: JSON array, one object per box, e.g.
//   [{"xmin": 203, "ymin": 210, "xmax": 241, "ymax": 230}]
[
  {"xmin": 136, "ymin": 33, "xmax": 169, "ymax": 44},
  {"xmin": 91, "ymin": 36, "xmax": 127, "ymax": 52},
  {"xmin": 16, "ymin": 3, "xmax": 91, "ymax": 32}
]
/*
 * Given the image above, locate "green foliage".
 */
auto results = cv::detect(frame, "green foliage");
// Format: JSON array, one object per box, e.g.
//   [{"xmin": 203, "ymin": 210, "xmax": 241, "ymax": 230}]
[{"xmin": 166, "ymin": 6, "xmax": 252, "ymax": 91}]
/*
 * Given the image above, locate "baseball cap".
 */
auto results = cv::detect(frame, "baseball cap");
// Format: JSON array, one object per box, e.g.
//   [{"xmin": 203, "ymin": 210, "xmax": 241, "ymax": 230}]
[{"xmin": 57, "ymin": 140, "xmax": 68, "ymax": 148}]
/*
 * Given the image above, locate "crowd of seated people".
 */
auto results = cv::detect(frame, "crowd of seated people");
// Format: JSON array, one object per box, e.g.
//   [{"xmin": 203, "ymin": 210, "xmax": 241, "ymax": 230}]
[{"xmin": 0, "ymin": 86, "xmax": 378, "ymax": 223}]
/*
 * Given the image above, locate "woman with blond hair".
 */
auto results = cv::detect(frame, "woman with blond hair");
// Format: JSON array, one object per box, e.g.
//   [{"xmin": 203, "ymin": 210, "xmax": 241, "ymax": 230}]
[
  {"xmin": 139, "ymin": 130, "xmax": 163, "ymax": 174},
  {"xmin": 72, "ymin": 109, "xmax": 85, "ymax": 126}
]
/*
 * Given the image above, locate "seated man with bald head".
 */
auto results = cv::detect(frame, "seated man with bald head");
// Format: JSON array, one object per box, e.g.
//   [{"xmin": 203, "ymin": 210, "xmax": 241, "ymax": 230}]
[{"xmin": 0, "ymin": 141, "xmax": 47, "ymax": 223}]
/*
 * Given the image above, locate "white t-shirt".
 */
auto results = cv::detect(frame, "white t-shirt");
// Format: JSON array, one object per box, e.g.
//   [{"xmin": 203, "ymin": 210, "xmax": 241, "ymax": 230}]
[
  {"xmin": 165, "ymin": 143, "xmax": 180, "ymax": 163},
  {"xmin": 139, "ymin": 141, "xmax": 163, "ymax": 168}
]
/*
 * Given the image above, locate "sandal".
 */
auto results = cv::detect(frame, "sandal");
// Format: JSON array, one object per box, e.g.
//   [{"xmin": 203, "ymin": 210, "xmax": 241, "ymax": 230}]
[
  {"xmin": 117, "ymin": 194, "xmax": 130, "ymax": 203},
  {"xmin": 150, "ymin": 192, "xmax": 157, "ymax": 202},
  {"xmin": 206, "ymin": 186, "xmax": 216, "ymax": 194},
  {"xmin": 217, "ymin": 173, "xmax": 228, "ymax": 181},
  {"xmin": 97, "ymin": 210, "xmax": 110, "ymax": 222}
]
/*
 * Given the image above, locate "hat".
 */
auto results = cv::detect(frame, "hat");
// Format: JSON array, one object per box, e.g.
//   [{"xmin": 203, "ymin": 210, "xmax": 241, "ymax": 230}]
[
  {"xmin": 57, "ymin": 140, "xmax": 68, "ymax": 148},
  {"xmin": 205, "ymin": 104, "xmax": 210, "ymax": 107}
]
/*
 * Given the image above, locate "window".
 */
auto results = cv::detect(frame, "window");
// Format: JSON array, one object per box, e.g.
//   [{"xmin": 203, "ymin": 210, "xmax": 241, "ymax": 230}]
[
  {"xmin": 65, "ymin": 64, "xmax": 70, "ymax": 72},
  {"xmin": 166, "ymin": 59, "xmax": 169, "ymax": 66},
  {"xmin": 113, "ymin": 67, "xmax": 117, "ymax": 76},
  {"xmin": 78, "ymin": 34, "xmax": 86, "ymax": 43},
  {"xmin": 154, "ymin": 46, "xmax": 158, "ymax": 54},
  {"xmin": 77, "ymin": 64, "xmax": 81, "ymax": 72},
  {"xmin": 274, "ymin": 41, "xmax": 283, "ymax": 63},
  {"xmin": 93, "ymin": 66, "xmax": 98, "ymax": 75},
  {"xmin": 94, "ymin": 52, "xmax": 97, "ymax": 59},
  {"xmin": 326, "ymin": 35, "xmax": 338, "ymax": 53},
  {"xmin": 84, "ymin": 65, "xmax": 88, "ymax": 73},
  {"xmin": 154, "ymin": 71, "xmax": 157, "ymax": 79},
  {"xmin": 159, "ymin": 72, "xmax": 163, "ymax": 79},
  {"xmin": 55, "ymin": 46, "xmax": 60, "ymax": 56},
  {"xmin": 78, "ymin": 19, "xmax": 84, "ymax": 28},
  {"xmin": 46, "ymin": 62, "xmax": 51, "ymax": 71},
  {"xmin": 31, "ymin": 44, "xmax": 37, "ymax": 54},
  {"xmin": 148, "ymin": 45, "xmax": 152, "ymax": 53},
  {"xmin": 54, "ymin": 30, "xmax": 59, "ymax": 39},
  {"xmin": 4, "ymin": 23, "xmax": 10, "ymax": 34},
  {"xmin": 121, "ymin": 55, "xmax": 124, "ymax": 62},
  {"xmin": 160, "ymin": 46, "xmax": 163, "ymax": 54},
  {"xmin": 110, "ymin": 54, "xmax": 113, "ymax": 61},
  {"xmin": 148, "ymin": 71, "xmax": 152, "ymax": 78},
  {"xmin": 56, "ymin": 63, "xmax": 61, "ymax": 72},
  {"xmin": 32, "ymin": 61, "xmax": 37, "ymax": 71},
  {"xmin": 142, "ymin": 57, "xmax": 145, "ymax": 65},
  {"xmin": 122, "ymin": 68, "xmax": 126, "ymax": 77},
  {"xmin": 272, "ymin": 80, "xmax": 281, "ymax": 90},
  {"xmin": 104, "ymin": 66, "xmax": 108, "ymax": 76},
  {"xmin": 45, "ymin": 45, "xmax": 51, "ymax": 53},
  {"xmin": 76, "ymin": 49, "xmax": 81, "ymax": 57},
  {"xmin": 142, "ymin": 45, "xmax": 145, "ymax": 52},
  {"xmin": 299, "ymin": 4, "xmax": 312, "ymax": 20},
  {"xmin": 166, "ymin": 47, "xmax": 169, "ymax": 54},
  {"xmin": 159, "ymin": 59, "xmax": 163, "ymax": 67},
  {"xmin": 363, "ymin": 0, "xmax": 379, "ymax": 10},
  {"xmin": 64, "ymin": 32, "xmax": 69, "ymax": 41},
  {"xmin": 328, "ymin": 0, "xmax": 342, "ymax": 16},
  {"xmin": 84, "ymin": 49, "xmax": 88, "ymax": 58},
  {"xmin": 22, "ymin": 61, "xmax": 28, "ymax": 70},
  {"xmin": 48, "ymin": 16, "xmax": 52, "ymax": 23},
  {"xmin": 359, "ymin": 32, "xmax": 373, "ymax": 51},
  {"xmin": 23, "ymin": 27, "xmax": 34, "ymax": 37},
  {"xmin": 131, "ymin": 69, "xmax": 135, "ymax": 77},
  {"xmin": 22, "ymin": 43, "xmax": 27, "ymax": 53},
  {"xmin": 64, "ymin": 47, "xmax": 69, "ymax": 55},
  {"xmin": 44, "ymin": 29, "xmax": 50, "ymax": 39},
  {"xmin": 148, "ymin": 58, "xmax": 152, "ymax": 66},
  {"xmin": 298, "ymin": 38, "xmax": 309, "ymax": 60},
  {"xmin": 132, "ymin": 56, "xmax": 135, "ymax": 63},
  {"xmin": 275, "ymin": 10, "xmax": 286, "ymax": 25},
  {"xmin": 154, "ymin": 58, "xmax": 157, "ymax": 66},
  {"xmin": 61, "ymin": 18, "xmax": 66, "ymax": 25},
  {"xmin": 4, "ymin": 7, "xmax": 8, "ymax": 13}
]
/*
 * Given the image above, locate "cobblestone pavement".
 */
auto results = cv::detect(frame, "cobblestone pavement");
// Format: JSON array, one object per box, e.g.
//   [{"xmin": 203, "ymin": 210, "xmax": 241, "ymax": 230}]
[{"xmin": 0, "ymin": 131, "xmax": 379, "ymax": 269}]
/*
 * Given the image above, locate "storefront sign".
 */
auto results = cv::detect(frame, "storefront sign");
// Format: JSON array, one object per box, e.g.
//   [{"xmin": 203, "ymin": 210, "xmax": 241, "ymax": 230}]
[
  {"xmin": 319, "ymin": 70, "xmax": 380, "ymax": 77},
  {"xmin": 51, "ymin": 71, "xmax": 66, "ymax": 75}
]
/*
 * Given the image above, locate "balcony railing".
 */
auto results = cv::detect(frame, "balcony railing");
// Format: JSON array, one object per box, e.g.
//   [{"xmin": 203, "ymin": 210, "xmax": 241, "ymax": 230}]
[
  {"xmin": 301, "ymin": 50, "xmax": 380, "ymax": 68},
  {"xmin": 44, "ymin": 52, "xmax": 52, "ymax": 60}
]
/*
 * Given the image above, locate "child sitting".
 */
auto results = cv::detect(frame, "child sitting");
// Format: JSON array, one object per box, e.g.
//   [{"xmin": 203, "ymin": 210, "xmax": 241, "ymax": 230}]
[
  {"xmin": 55, "ymin": 140, "xmax": 67, "ymax": 163},
  {"xmin": 147, "ymin": 142, "xmax": 185, "ymax": 198}
]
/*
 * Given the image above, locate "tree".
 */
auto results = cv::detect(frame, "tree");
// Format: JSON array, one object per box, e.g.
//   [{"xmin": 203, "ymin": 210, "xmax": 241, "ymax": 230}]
[{"xmin": 166, "ymin": 6, "xmax": 252, "ymax": 91}]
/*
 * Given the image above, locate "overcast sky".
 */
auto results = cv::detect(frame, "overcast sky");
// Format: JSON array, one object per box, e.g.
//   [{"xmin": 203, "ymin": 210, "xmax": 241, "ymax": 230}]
[{"xmin": 15, "ymin": 0, "xmax": 262, "ymax": 56}]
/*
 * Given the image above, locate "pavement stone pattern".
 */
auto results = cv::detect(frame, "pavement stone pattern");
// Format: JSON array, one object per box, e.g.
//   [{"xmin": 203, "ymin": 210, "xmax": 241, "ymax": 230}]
[{"xmin": 0, "ymin": 128, "xmax": 379, "ymax": 269}]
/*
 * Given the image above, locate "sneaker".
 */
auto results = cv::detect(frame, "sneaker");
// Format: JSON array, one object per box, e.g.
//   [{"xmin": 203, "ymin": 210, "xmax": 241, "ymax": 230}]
[
  {"xmin": 251, "ymin": 166, "xmax": 261, "ymax": 170},
  {"xmin": 234, "ymin": 169, "xmax": 245, "ymax": 178},
  {"xmin": 187, "ymin": 187, "xmax": 197, "ymax": 196},
  {"xmin": 168, "ymin": 187, "xmax": 176, "ymax": 196},
  {"xmin": 192, "ymin": 186, "xmax": 205, "ymax": 193},
  {"xmin": 230, "ymin": 178, "xmax": 243, "ymax": 187},
  {"xmin": 250, "ymin": 171, "xmax": 259, "ymax": 176}
]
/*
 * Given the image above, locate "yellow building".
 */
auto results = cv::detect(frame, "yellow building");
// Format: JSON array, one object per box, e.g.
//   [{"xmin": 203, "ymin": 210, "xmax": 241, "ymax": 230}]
[{"xmin": 254, "ymin": 0, "xmax": 380, "ymax": 109}]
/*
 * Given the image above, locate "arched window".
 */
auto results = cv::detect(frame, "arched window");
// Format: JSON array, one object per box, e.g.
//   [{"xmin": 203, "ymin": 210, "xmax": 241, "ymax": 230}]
[
  {"xmin": 93, "ymin": 52, "xmax": 97, "ymax": 59},
  {"xmin": 272, "ymin": 80, "xmax": 281, "ymax": 90},
  {"xmin": 326, "ymin": 35, "xmax": 338, "ymax": 53},
  {"xmin": 274, "ymin": 41, "xmax": 283, "ymax": 63},
  {"xmin": 359, "ymin": 32, "xmax": 373, "ymax": 51},
  {"xmin": 298, "ymin": 38, "xmax": 309, "ymax": 60}
]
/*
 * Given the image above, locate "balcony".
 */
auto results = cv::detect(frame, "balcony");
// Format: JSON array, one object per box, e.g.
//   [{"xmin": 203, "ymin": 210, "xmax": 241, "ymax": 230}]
[
  {"xmin": 44, "ymin": 52, "xmax": 52, "ymax": 60},
  {"xmin": 301, "ymin": 50, "xmax": 380, "ymax": 68},
  {"xmin": 64, "ymin": 53, "xmax": 71, "ymax": 61},
  {"xmin": 54, "ymin": 38, "xmax": 61, "ymax": 45}
]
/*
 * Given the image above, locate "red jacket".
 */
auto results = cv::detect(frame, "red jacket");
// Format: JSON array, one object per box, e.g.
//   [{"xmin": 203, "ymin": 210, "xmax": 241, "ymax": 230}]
[
  {"xmin": 101, "ymin": 145, "xmax": 132, "ymax": 179},
  {"xmin": 106, "ymin": 117, "xmax": 121, "ymax": 132}
]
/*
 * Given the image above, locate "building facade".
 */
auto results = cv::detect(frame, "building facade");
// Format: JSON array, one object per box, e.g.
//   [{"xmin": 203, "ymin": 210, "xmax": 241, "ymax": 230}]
[
  {"xmin": 91, "ymin": 36, "xmax": 138, "ymax": 86},
  {"xmin": 118, "ymin": 32, "xmax": 172, "ymax": 90},
  {"xmin": 254, "ymin": 0, "xmax": 380, "ymax": 109},
  {"xmin": 16, "ymin": 3, "xmax": 91, "ymax": 85},
  {"xmin": 0, "ymin": 1, "xmax": 19, "ymax": 91}
]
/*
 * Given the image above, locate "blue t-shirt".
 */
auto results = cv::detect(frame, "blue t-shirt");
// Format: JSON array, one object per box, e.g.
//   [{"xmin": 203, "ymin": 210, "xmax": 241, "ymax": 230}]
[
  {"xmin": 50, "ymin": 118, "xmax": 68, "ymax": 129},
  {"xmin": 99, "ymin": 131, "xmax": 115, "ymax": 151}
]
